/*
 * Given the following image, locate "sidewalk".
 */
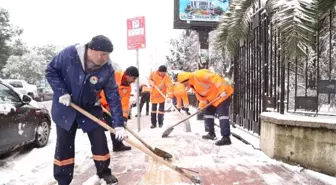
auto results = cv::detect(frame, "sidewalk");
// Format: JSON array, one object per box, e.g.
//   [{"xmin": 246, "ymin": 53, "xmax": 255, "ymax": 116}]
[{"xmin": 71, "ymin": 110, "xmax": 333, "ymax": 185}]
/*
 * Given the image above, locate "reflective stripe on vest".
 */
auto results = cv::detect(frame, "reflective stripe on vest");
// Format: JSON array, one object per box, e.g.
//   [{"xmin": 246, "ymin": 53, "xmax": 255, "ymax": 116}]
[{"xmin": 193, "ymin": 74, "xmax": 210, "ymax": 96}]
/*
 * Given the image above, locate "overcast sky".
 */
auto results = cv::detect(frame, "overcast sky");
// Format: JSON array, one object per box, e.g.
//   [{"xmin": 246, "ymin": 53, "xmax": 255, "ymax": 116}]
[{"xmin": 0, "ymin": 0, "xmax": 182, "ymax": 80}]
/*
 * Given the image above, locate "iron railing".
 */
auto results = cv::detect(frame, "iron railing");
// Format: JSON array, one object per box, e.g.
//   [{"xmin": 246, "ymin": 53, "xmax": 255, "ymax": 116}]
[{"xmin": 231, "ymin": 4, "xmax": 336, "ymax": 135}]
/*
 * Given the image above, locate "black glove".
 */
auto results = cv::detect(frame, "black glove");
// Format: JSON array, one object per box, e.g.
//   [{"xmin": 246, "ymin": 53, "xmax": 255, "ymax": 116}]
[{"xmin": 123, "ymin": 117, "xmax": 128, "ymax": 122}]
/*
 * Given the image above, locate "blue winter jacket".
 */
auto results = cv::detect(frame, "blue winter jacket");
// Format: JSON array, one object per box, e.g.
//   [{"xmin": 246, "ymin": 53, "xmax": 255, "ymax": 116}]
[{"xmin": 45, "ymin": 44, "xmax": 124, "ymax": 132}]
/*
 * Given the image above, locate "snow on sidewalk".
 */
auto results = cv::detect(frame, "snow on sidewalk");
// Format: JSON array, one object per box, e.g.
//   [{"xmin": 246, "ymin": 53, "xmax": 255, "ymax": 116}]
[
  {"xmin": 1, "ymin": 102, "xmax": 335, "ymax": 185},
  {"xmin": 72, "ymin": 109, "xmax": 335, "ymax": 185}
]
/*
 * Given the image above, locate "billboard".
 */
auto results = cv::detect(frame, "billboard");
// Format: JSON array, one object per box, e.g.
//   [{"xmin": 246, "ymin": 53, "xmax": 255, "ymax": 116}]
[
  {"xmin": 173, "ymin": 0, "xmax": 229, "ymax": 30},
  {"xmin": 179, "ymin": 0, "xmax": 229, "ymax": 22}
]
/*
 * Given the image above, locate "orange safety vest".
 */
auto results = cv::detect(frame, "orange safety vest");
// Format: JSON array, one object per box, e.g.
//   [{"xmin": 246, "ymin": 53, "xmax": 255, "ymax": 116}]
[
  {"xmin": 173, "ymin": 82, "xmax": 188, "ymax": 97},
  {"xmin": 173, "ymin": 82, "xmax": 189, "ymax": 108},
  {"xmin": 142, "ymin": 86, "xmax": 150, "ymax": 93},
  {"xmin": 189, "ymin": 69, "xmax": 234, "ymax": 108},
  {"xmin": 100, "ymin": 71, "xmax": 131, "ymax": 118},
  {"xmin": 148, "ymin": 71, "xmax": 173, "ymax": 103}
]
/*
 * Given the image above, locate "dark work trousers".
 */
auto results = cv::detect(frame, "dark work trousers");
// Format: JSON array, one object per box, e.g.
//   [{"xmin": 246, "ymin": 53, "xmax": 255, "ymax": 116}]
[
  {"xmin": 139, "ymin": 92, "xmax": 150, "ymax": 115},
  {"xmin": 151, "ymin": 102, "xmax": 165, "ymax": 127},
  {"xmin": 204, "ymin": 98, "xmax": 231, "ymax": 137},
  {"xmin": 173, "ymin": 97, "xmax": 177, "ymax": 107},
  {"xmin": 54, "ymin": 122, "xmax": 111, "ymax": 185},
  {"xmin": 102, "ymin": 113, "xmax": 123, "ymax": 147}
]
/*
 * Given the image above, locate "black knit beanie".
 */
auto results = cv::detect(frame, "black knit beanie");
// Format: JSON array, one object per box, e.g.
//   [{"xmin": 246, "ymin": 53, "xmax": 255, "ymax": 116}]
[
  {"xmin": 88, "ymin": 35, "xmax": 113, "ymax": 52},
  {"xmin": 158, "ymin": 65, "xmax": 167, "ymax": 72},
  {"xmin": 125, "ymin": 66, "xmax": 139, "ymax": 77}
]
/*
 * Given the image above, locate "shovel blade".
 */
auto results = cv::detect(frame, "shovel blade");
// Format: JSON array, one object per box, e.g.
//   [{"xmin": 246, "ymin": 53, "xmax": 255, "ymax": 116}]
[
  {"xmin": 190, "ymin": 176, "xmax": 201, "ymax": 184},
  {"xmin": 162, "ymin": 127, "xmax": 174, "ymax": 138},
  {"xmin": 153, "ymin": 148, "xmax": 173, "ymax": 160}
]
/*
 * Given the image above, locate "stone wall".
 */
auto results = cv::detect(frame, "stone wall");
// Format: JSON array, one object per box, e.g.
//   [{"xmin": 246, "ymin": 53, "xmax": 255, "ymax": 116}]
[{"xmin": 260, "ymin": 112, "xmax": 336, "ymax": 176}]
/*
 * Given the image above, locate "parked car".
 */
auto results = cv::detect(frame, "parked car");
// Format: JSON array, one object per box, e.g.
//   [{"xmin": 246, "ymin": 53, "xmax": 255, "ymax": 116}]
[
  {"xmin": 36, "ymin": 87, "xmax": 53, "ymax": 102},
  {"xmin": 0, "ymin": 80, "xmax": 51, "ymax": 156},
  {"xmin": 1, "ymin": 79, "xmax": 38, "ymax": 99}
]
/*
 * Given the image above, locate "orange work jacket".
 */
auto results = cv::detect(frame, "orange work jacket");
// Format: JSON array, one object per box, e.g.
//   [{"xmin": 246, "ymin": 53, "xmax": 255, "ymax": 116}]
[
  {"xmin": 173, "ymin": 82, "xmax": 189, "ymax": 108},
  {"xmin": 173, "ymin": 82, "xmax": 188, "ymax": 97},
  {"xmin": 189, "ymin": 69, "xmax": 234, "ymax": 108},
  {"xmin": 148, "ymin": 71, "xmax": 173, "ymax": 104},
  {"xmin": 142, "ymin": 86, "xmax": 150, "ymax": 93},
  {"xmin": 100, "ymin": 71, "xmax": 131, "ymax": 118}
]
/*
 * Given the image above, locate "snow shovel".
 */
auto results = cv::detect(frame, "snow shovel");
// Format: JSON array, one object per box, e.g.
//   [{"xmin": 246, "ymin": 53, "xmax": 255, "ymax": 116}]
[
  {"xmin": 165, "ymin": 105, "xmax": 174, "ymax": 112},
  {"xmin": 162, "ymin": 96, "xmax": 222, "ymax": 138},
  {"xmin": 101, "ymin": 106, "xmax": 173, "ymax": 160},
  {"xmin": 70, "ymin": 103, "xmax": 201, "ymax": 184}
]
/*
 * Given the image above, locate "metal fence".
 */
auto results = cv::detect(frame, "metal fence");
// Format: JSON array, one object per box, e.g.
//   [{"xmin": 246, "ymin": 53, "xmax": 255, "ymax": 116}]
[
  {"xmin": 186, "ymin": 4, "xmax": 336, "ymax": 136},
  {"xmin": 231, "ymin": 4, "xmax": 336, "ymax": 135}
]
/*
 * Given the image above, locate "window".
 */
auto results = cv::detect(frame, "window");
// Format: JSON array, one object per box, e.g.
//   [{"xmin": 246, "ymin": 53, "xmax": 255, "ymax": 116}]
[
  {"xmin": 9, "ymin": 81, "xmax": 23, "ymax": 88},
  {"xmin": 0, "ymin": 83, "xmax": 21, "ymax": 103}
]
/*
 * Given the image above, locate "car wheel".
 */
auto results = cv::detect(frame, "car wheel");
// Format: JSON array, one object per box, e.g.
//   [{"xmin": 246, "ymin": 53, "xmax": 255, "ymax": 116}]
[{"xmin": 34, "ymin": 121, "xmax": 50, "ymax": 148}]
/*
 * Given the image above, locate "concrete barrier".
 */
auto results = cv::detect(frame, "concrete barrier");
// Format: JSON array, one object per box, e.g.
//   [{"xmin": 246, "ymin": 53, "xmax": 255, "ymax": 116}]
[{"xmin": 260, "ymin": 112, "xmax": 336, "ymax": 176}]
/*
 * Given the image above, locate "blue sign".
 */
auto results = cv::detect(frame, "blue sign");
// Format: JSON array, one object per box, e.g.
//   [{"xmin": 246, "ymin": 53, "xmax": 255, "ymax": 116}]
[{"xmin": 179, "ymin": 0, "xmax": 229, "ymax": 22}]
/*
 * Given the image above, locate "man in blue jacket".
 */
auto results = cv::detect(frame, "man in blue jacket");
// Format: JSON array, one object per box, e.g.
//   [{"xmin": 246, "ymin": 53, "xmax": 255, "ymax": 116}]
[{"xmin": 46, "ymin": 35, "xmax": 125, "ymax": 185}]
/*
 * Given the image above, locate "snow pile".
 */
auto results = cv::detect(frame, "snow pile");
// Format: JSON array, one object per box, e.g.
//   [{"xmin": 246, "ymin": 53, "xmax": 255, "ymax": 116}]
[{"xmin": 261, "ymin": 112, "xmax": 336, "ymax": 124}]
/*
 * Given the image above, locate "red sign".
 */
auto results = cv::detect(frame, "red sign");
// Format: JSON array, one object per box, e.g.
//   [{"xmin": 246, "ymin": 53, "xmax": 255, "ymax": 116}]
[{"xmin": 127, "ymin": 16, "xmax": 146, "ymax": 50}]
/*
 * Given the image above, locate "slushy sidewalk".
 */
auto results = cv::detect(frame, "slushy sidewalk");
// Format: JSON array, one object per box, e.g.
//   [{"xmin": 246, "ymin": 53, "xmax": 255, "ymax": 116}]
[{"xmin": 71, "ymin": 110, "xmax": 333, "ymax": 185}]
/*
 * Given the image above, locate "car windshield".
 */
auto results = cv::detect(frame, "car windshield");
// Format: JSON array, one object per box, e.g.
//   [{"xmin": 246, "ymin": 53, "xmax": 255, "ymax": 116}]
[{"xmin": 0, "ymin": 83, "xmax": 21, "ymax": 103}]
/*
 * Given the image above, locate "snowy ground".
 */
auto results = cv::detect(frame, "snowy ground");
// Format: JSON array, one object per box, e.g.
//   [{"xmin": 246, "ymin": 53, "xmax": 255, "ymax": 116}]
[{"xmin": 0, "ymin": 101, "xmax": 335, "ymax": 185}]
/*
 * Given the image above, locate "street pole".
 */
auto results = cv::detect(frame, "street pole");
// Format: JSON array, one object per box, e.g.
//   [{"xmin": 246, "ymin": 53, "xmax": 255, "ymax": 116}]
[
  {"xmin": 196, "ymin": 30, "xmax": 209, "ymax": 122},
  {"xmin": 136, "ymin": 49, "xmax": 141, "ymax": 132}
]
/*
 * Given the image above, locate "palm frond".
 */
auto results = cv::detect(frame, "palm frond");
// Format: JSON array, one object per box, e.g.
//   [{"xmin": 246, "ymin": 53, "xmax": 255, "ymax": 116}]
[
  {"xmin": 265, "ymin": 0, "xmax": 279, "ymax": 15},
  {"xmin": 318, "ymin": 0, "xmax": 336, "ymax": 19},
  {"xmin": 270, "ymin": 0, "xmax": 318, "ymax": 59},
  {"xmin": 215, "ymin": 0, "xmax": 256, "ymax": 54},
  {"xmin": 215, "ymin": 2, "xmax": 238, "ymax": 49}
]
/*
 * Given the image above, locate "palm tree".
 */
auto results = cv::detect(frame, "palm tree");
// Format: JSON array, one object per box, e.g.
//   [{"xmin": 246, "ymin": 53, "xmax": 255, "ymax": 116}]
[
  {"xmin": 216, "ymin": 0, "xmax": 336, "ymax": 60},
  {"xmin": 216, "ymin": 0, "xmax": 254, "ymax": 54}
]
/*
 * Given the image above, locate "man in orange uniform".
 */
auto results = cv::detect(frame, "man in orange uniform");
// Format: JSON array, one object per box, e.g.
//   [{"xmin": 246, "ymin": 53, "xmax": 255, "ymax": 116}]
[
  {"xmin": 100, "ymin": 66, "xmax": 139, "ymax": 151},
  {"xmin": 177, "ymin": 69, "xmax": 234, "ymax": 145},
  {"xmin": 148, "ymin": 65, "xmax": 173, "ymax": 128},
  {"xmin": 138, "ymin": 84, "xmax": 151, "ymax": 116},
  {"xmin": 172, "ymin": 82, "xmax": 191, "ymax": 115}
]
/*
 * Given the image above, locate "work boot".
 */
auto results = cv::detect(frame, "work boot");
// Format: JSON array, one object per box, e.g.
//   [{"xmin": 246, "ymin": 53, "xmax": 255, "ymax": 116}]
[
  {"xmin": 146, "ymin": 112, "xmax": 149, "ymax": 116},
  {"xmin": 215, "ymin": 136, "xmax": 232, "ymax": 146},
  {"xmin": 159, "ymin": 124, "xmax": 163, "ymax": 128},
  {"xmin": 113, "ymin": 143, "xmax": 131, "ymax": 152},
  {"xmin": 150, "ymin": 125, "xmax": 156, "ymax": 129},
  {"xmin": 183, "ymin": 108, "xmax": 191, "ymax": 115},
  {"xmin": 102, "ymin": 174, "xmax": 118, "ymax": 185},
  {"xmin": 202, "ymin": 132, "xmax": 217, "ymax": 140}
]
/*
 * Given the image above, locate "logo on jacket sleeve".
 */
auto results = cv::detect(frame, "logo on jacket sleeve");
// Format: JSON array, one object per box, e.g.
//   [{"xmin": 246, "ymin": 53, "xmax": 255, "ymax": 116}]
[{"xmin": 90, "ymin": 76, "xmax": 99, "ymax": 84}]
